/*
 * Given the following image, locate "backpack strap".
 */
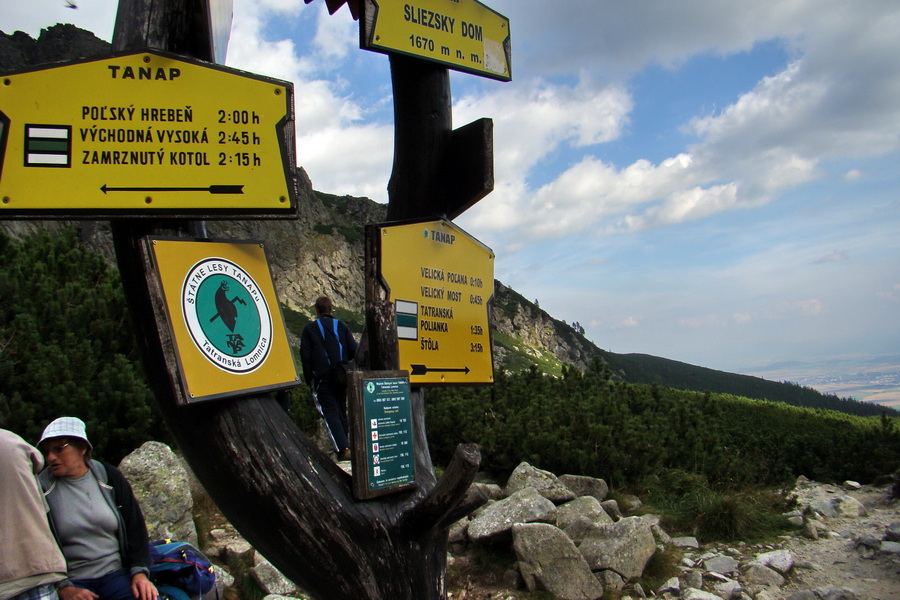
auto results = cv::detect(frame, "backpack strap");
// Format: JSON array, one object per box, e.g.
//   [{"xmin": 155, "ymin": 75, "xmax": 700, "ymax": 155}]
[{"xmin": 316, "ymin": 317, "xmax": 344, "ymax": 363}]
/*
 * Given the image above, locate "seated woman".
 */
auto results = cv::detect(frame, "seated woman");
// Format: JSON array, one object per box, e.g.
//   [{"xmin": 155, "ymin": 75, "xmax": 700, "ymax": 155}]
[{"xmin": 37, "ymin": 417, "xmax": 158, "ymax": 600}]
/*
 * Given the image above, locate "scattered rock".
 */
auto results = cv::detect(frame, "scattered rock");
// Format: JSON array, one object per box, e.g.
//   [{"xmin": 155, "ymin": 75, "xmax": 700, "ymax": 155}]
[
  {"xmin": 511, "ymin": 523, "xmax": 604, "ymax": 600},
  {"xmin": 504, "ymin": 461, "xmax": 577, "ymax": 503},
  {"xmin": 468, "ymin": 487, "xmax": 557, "ymax": 543},
  {"xmin": 252, "ymin": 560, "xmax": 296, "ymax": 596},
  {"xmin": 810, "ymin": 496, "xmax": 868, "ymax": 519},
  {"xmin": 558, "ymin": 473, "xmax": 609, "ymax": 502},
  {"xmin": 672, "ymin": 536, "xmax": 701, "ymax": 549},
  {"xmin": 556, "ymin": 495, "xmax": 613, "ymax": 531},
  {"xmin": 743, "ymin": 562, "xmax": 785, "ymax": 587},
  {"xmin": 702, "ymin": 554, "xmax": 738, "ymax": 576},
  {"xmin": 755, "ymin": 548, "xmax": 794, "ymax": 575},
  {"xmin": 578, "ymin": 516, "xmax": 656, "ymax": 579},
  {"xmin": 600, "ymin": 499, "xmax": 623, "ymax": 521}
]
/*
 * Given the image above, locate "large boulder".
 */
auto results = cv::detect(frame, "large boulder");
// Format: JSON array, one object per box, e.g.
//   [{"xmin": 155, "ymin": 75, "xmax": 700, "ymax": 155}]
[
  {"xmin": 558, "ymin": 474, "xmax": 609, "ymax": 502},
  {"xmin": 468, "ymin": 487, "xmax": 558, "ymax": 543},
  {"xmin": 252, "ymin": 560, "xmax": 296, "ymax": 596},
  {"xmin": 755, "ymin": 549, "xmax": 794, "ymax": 575},
  {"xmin": 810, "ymin": 496, "xmax": 868, "ymax": 519},
  {"xmin": 577, "ymin": 516, "xmax": 656, "ymax": 580},
  {"xmin": 119, "ymin": 441, "xmax": 197, "ymax": 545},
  {"xmin": 743, "ymin": 562, "xmax": 785, "ymax": 587},
  {"xmin": 512, "ymin": 523, "xmax": 604, "ymax": 600},
  {"xmin": 504, "ymin": 462, "xmax": 577, "ymax": 503},
  {"xmin": 557, "ymin": 496, "xmax": 613, "ymax": 532}
]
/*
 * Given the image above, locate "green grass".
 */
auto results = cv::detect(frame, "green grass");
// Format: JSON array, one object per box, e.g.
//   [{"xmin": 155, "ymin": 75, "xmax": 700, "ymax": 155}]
[
  {"xmin": 637, "ymin": 469, "xmax": 798, "ymax": 543},
  {"xmin": 492, "ymin": 330, "xmax": 564, "ymax": 376}
]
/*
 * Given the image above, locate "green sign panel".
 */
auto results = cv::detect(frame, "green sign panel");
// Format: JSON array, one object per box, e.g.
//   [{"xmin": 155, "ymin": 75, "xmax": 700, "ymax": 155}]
[{"xmin": 355, "ymin": 376, "xmax": 416, "ymax": 498}]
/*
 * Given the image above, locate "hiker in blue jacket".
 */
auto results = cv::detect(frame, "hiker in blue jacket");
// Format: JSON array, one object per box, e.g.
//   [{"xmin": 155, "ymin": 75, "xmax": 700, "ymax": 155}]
[
  {"xmin": 36, "ymin": 418, "xmax": 158, "ymax": 600},
  {"xmin": 299, "ymin": 295, "xmax": 357, "ymax": 461}
]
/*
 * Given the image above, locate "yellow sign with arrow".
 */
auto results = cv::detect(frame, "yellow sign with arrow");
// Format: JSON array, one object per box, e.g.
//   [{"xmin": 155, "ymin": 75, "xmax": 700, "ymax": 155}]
[
  {"xmin": 379, "ymin": 219, "xmax": 494, "ymax": 385},
  {"xmin": 0, "ymin": 51, "xmax": 297, "ymax": 218}
]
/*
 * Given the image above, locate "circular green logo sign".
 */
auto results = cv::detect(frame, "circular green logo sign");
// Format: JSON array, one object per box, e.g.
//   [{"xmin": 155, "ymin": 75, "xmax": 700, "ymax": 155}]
[{"xmin": 182, "ymin": 257, "xmax": 272, "ymax": 373}]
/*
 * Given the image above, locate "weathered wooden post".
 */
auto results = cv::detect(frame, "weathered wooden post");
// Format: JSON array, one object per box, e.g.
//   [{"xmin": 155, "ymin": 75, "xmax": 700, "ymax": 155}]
[{"xmin": 104, "ymin": 0, "xmax": 489, "ymax": 598}]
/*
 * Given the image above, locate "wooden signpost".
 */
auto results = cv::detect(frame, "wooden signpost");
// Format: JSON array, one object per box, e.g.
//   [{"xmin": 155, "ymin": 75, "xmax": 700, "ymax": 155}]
[{"xmin": 4, "ymin": 0, "xmax": 510, "ymax": 597}]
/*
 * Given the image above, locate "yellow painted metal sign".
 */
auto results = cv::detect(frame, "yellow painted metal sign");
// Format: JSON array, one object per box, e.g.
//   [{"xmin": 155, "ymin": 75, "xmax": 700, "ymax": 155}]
[
  {"xmin": 148, "ymin": 238, "xmax": 299, "ymax": 403},
  {"xmin": 0, "ymin": 51, "xmax": 297, "ymax": 217},
  {"xmin": 362, "ymin": 0, "xmax": 511, "ymax": 81},
  {"xmin": 379, "ymin": 219, "xmax": 494, "ymax": 384}
]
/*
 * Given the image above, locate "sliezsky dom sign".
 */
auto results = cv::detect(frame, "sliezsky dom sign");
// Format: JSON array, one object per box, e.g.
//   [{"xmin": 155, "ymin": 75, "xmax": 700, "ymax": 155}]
[{"xmin": 361, "ymin": 0, "xmax": 511, "ymax": 81}]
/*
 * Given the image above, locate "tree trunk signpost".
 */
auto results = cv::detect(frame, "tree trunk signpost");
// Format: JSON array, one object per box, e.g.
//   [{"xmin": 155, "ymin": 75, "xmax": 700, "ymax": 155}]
[{"xmin": 1, "ymin": 0, "xmax": 510, "ymax": 597}]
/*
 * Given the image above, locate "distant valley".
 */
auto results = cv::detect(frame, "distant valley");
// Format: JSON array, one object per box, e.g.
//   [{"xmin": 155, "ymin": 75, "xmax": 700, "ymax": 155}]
[{"xmin": 743, "ymin": 354, "xmax": 900, "ymax": 408}]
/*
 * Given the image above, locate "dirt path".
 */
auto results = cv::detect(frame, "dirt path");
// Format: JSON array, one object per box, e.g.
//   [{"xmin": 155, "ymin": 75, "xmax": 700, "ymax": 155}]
[{"xmin": 778, "ymin": 484, "xmax": 900, "ymax": 600}]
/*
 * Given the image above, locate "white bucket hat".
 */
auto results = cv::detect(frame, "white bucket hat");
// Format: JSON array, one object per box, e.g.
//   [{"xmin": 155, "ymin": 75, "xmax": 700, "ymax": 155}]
[{"xmin": 39, "ymin": 416, "xmax": 92, "ymax": 451}]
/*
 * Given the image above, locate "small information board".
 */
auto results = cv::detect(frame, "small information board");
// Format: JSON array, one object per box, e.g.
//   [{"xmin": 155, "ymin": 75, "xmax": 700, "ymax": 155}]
[
  {"xmin": 0, "ymin": 50, "xmax": 297, "ymax": 218},
  {"xmin": 349, "ymin": 371, "xmax": 417, "ymax": 500},
  {"xmin": 144, "ymin": 237, "xmax": 299, "ymax": 403},
  {"xmin": 379, "ymin": 219, "xmax": 494, "ymax": 385},
  {"xmin": 361, "ymin": 0, "xmax": 511, "ymax": 82}
]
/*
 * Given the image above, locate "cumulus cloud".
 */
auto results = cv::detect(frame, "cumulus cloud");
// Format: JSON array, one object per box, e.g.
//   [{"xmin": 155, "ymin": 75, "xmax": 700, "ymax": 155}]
[
  {"xmin": 620, "ymin": 316, "xmax": 640, "ymax": 328},
  {"xmin": 454, "ymin": 77, "xmax": 633, "ymax": 184},
  {"xmin": 460, "ymin": 1, "xmax": 900, "ymax": 249}
]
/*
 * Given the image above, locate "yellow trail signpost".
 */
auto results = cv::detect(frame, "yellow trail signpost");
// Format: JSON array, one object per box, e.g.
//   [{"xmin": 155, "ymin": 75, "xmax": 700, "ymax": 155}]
[
  {"xmin": 361, "ymin": 0, "xmax": 511, "ymax": 81},
  {"xmin": 0, "ymin": 51, "xmax": 297, "ymax": 218},
  {"xmin": 379, "ymin": 219, "xmax": 494, "ymax": 385}
]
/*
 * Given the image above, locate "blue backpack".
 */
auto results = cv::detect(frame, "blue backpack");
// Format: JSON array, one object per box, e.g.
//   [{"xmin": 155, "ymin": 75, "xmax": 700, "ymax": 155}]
[{"xmin": 149, "ymin": 539, "xmax": 217, "ymax": 600}]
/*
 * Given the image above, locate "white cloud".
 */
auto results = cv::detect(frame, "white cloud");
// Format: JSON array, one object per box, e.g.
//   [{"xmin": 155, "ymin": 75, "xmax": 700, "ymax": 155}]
[
  {"xmin": 776, "ymin": 299, "xmax": 824, "ymax": 317},
  {"xmin": 457, "ymin": 1, "xmax": 900, "ymax": 251},
  {"xmin": 454, "ymin": 77, "xmax": 632, "ymax": 181},
  {"xmin": 813, "ymin": 250, "xmax": 849, "ymax": 264},
  {"xmin": 298, "ymin": 122, "xmax": 393, "ymax": 202},
  {"xmin": 877, "ymin": 284, "xmax": 900, "ymax": 303}
]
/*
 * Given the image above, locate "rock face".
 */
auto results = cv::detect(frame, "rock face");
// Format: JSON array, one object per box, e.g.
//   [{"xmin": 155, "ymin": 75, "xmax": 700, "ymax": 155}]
[
  {"xmin": 0, "ymin": 23, "xmax": 110, "ymax": 69},
  {"xmin": 119, "ymin": 441, "xmax": 198, "ymax": 546}
]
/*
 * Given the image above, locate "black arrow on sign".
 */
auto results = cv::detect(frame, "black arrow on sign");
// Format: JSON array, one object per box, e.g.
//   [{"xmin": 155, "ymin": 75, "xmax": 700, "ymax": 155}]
[
  {"xmin": 101, "ymin": 184, "xmax": 244, "ymax": 194},
  {"xmin": 410, "ymin": 364, "xmax": 471, "ymax": 376}
]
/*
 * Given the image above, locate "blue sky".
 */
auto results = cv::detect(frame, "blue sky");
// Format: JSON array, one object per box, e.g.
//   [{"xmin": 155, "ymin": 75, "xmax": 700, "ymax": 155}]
[{"xmin": 4, "ymin": 0, "xmax": 900, "ymax": 377}]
